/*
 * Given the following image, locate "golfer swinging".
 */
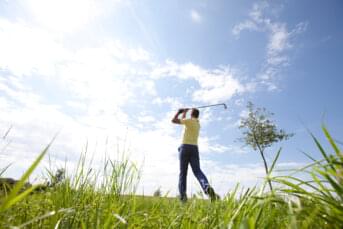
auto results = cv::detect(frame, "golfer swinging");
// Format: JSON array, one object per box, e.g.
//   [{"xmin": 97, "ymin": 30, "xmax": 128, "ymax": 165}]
[{"xmin": 172, "ymin": 108, "xmax": 219, "ymax": 202}]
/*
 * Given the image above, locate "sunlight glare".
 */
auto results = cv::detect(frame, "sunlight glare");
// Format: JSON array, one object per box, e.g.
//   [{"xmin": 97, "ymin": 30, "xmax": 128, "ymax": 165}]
[{"xmin": 26, "ymin": 0, "xmax": 97, "ymax": 32}]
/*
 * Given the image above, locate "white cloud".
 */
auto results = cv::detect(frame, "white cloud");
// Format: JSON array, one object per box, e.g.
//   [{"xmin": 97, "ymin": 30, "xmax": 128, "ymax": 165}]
[
  {"xmin": 22, "ymin": 0, "xmax": 123, "ymax": 33},
  {"xmin": 0, "ymin": 18, "xmax": 157, "ymax": 109},
  {"xmin": 26, "ymin": 0, "xmax": 95, "ymax": 32},
  {"xmin": 249, "ymin": 1, "xmax": 269, "ymax": 23},
  {"xmin": 0, "ymin": 19, "xmax": 70, "ymax": 76},
  {"xmin": 268, "ymin": 23, "xmax": 291, "ymax": 58},
  {"xmin": 128, "ymin": 47, "xmax": 151, "ymax": 62},
  {"xmin": 152, "ymin": 97, "xmax": 183, "ymax": 110},
  {"xmin": 192, "ymin": 79, "xmax": 242, "ymax": 103},
  {"xmin": 151, "ymin": 61, "xmax": 246, "ymax": 104},
  {"xmin": 232, "ymin": 2, "xmax": 307, "ymax": 91},
  {"xmin": 190, "ymin": 9, "xmax": 202, "ymax": 23},
  {"xmin": 232, "ymin": 20, "xmax": 259, "ymax": 37},
  {"xmin": 138, "ymin": 115, "xmax": 155, "ymax": 123},
  {"xmin": 198, "ymin": 161, "xmax": 267, "ymax": 195},
  {"xmin": 207, "ymin": 143, "xmax": 247, "ymax": 155},
  {"xmin": 277, "ymin": 162, "xmax": 306, "ymax": 168}
]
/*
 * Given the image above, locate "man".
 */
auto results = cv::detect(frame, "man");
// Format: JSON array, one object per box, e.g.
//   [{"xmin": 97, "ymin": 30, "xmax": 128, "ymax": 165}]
[{"xmin": 172, "ymin": 108, "xmax": 219, "ymax": 202}]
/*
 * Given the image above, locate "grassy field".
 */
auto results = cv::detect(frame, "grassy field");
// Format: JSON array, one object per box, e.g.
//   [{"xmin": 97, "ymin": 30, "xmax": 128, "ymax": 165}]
[{"xmin": 0, "ymin": 126, "xmax": 342, "ymax": 228}]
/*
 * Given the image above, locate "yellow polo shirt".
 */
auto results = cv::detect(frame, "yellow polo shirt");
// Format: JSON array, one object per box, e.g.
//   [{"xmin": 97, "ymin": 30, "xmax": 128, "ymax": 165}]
[{"xmin": 180, "ymin": 118, "xmax": 200, "ymax": 145}]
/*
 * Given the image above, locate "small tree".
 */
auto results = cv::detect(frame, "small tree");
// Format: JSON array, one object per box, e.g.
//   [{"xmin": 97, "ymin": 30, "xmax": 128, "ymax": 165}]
[
  {"xmin": 48, "ymin": 168, "xmax": 65, "ymax": 187},
  {"xmin": 153, "ymin": 187, "xmax": 162, "ymax": 197},
  {"xmin": 239, "ymin": 102, "xmax": 293, "ymax": 191}
]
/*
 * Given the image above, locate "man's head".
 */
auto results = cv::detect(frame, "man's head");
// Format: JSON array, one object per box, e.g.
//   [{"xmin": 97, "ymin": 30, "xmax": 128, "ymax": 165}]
[{"xmin": 191, "ymin": 108, "xmax": 200, "ymax": 118}]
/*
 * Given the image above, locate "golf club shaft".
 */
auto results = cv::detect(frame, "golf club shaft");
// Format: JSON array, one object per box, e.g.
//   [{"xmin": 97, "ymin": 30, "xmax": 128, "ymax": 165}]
[{"xmin": 194, "ymin": 103, "xmax": 227, "ymax": 109}]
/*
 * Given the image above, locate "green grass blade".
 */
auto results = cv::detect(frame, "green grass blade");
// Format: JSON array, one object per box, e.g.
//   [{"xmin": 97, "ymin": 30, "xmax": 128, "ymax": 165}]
[
  {"xmin": 310, "ymin": 133, "xmax": 336, "ymax": 171},
  {"xmin": 13, "ymin": 210, "xmax": 56, "ymax": 228},
  {"xmin": 323, "ymin": 173, "xmax": 343, "ymax": 198},
  {"xmin": 273, "ymin": 177, "xmax": 307, "ymax": 193},
  {"xmin": 2, "ymin": 185, "xmax": 38, "ymax": 210},
  {"xmin": 322, "ymin": 125, "xmax": 341, "ymax": 156},
  {"xmin": 269, "ymin": 148, "xmax": 282, "ymax": 175},
  {"xmin": 54, "ymin": 219, "xmax": 62, "ymax": 229},
  {"xmin": 0, "ymin": 163, "xmax": 12, "ymax": 177},
  {"xmin": 275, "ymin": 175, "xmax": 331, "ymax": 198},
  {"xmin": 300, "ymin": 150, "xmax": 317, "ymax": 162},
  {"xmin": 0, "ymin": 138, "xmax": 55, "ymax": 211},
  {"xmin": 311, "ymin": 172, "xmax": 328, "ymax": 193}
]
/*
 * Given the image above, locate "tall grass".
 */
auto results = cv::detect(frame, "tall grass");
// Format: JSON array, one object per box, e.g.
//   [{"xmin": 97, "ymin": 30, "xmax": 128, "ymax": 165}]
[
  {"xmin": 272, "ymin": 125, "xmax": 343, "ymax": 228},
  {"xmin": 0, "ymin": 126, "xmax": 342, "ymax": 228}
]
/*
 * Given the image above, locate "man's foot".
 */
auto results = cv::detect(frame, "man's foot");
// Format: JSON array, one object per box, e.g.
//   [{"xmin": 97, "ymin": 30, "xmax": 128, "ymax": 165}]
[
  {"xmin": 180, "ymin": 195, "xmax": 188, "ymax": 203},
  {"xmin": 206, "ymin": 186, "xmax": 220, "ymax": 202}
]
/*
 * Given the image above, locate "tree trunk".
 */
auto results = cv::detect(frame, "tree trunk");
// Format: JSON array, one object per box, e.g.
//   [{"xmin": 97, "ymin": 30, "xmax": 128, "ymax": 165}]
[
  {"xmin": 259, "ymin": 149, "xmax": 273, "ymax": 191},
  {"xmin": 252, "ymin": 129, "xmax": 273, "ymax": 191}
]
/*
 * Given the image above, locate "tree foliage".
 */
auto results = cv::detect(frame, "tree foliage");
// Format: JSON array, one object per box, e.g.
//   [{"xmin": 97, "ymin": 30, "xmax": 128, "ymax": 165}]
[
  {"xmin": 239, "ymin": 102, "xmax": 293, "ymax": 152},
  {"xmin": 153, "ymin": 187, "xmax": 162, "ymax": 197},
  {"xmin": 48, "ymin": 168, "xmax": 66, "ymax": 187}
]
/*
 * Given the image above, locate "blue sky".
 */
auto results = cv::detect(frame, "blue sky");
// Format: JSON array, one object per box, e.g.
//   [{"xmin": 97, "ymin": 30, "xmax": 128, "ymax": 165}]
[{"xmin": 0, "ymin": 0, "xmax": 342, "ymax": 196}]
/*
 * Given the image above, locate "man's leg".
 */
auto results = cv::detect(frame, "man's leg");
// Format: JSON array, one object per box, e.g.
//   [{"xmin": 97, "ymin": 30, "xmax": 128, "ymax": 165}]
[
  {"xmin": 178, "ymin": 145, "xmax": 189, "ymax": 202},
  {"xmin": 189, "ymin": 146, "xmax": 219, "ymax": 201},
  {"xmin": 189, "ymin": 146, "xmax": 210, "ymax": 192}
]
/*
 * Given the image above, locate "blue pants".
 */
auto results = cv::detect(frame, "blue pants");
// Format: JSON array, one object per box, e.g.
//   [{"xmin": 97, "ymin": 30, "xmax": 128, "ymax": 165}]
[{"xmin": 178, "ymin": 144, "xmax": 209, "ymax": 199}]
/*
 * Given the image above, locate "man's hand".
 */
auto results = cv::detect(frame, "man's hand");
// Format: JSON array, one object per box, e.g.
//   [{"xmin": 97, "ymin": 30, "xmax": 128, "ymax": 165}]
[
  {"xmin": 172, "ymin": 108, "xmax": 189, "ymax": 124},
  {"xmin": 181, "ymin": 108, "xmax": 189, "ymax": 119},
  {"xmin": 178, "ymin": 108, "xmax": 189, "ymax": 113}
]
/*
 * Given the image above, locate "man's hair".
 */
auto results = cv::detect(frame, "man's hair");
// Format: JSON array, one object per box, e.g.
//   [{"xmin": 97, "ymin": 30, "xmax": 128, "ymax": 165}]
[{"xmin": 191, "ymin": 108, "xmax": 200, "ymax": 118}]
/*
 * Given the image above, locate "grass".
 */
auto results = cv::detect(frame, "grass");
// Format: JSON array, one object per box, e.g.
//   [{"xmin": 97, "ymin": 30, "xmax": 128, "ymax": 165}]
[{"xmin": 0, "ymin": 126, "xmax": 342, "ymax": 228}]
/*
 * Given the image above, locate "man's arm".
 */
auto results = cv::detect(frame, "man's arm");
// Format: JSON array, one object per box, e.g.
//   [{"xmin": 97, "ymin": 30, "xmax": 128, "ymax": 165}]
[{"xmin": 171, "ymin": 108, "xmax": 189, "ymax": 124}]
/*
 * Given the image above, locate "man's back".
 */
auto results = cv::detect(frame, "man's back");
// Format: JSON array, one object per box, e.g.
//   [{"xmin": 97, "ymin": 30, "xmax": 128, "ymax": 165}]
[{"xmin": 181, "ymin": 118, "xmax": 200, "ymax": 145}]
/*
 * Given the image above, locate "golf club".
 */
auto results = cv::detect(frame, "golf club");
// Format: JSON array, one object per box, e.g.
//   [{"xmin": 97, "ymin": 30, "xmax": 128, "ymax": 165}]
[
  {"xmin": 175, "ymin": 103, "xmax": 227, "ymax": 112},
  {"xmin": 194, "ymin": 103, "xmax": 227, "ymax": 110}
]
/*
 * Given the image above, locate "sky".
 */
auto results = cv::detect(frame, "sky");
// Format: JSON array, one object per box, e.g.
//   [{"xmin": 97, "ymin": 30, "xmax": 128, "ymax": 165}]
[{"xmin": 0, "ymin": 0, "xmax": 342, "ymax": 197}]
